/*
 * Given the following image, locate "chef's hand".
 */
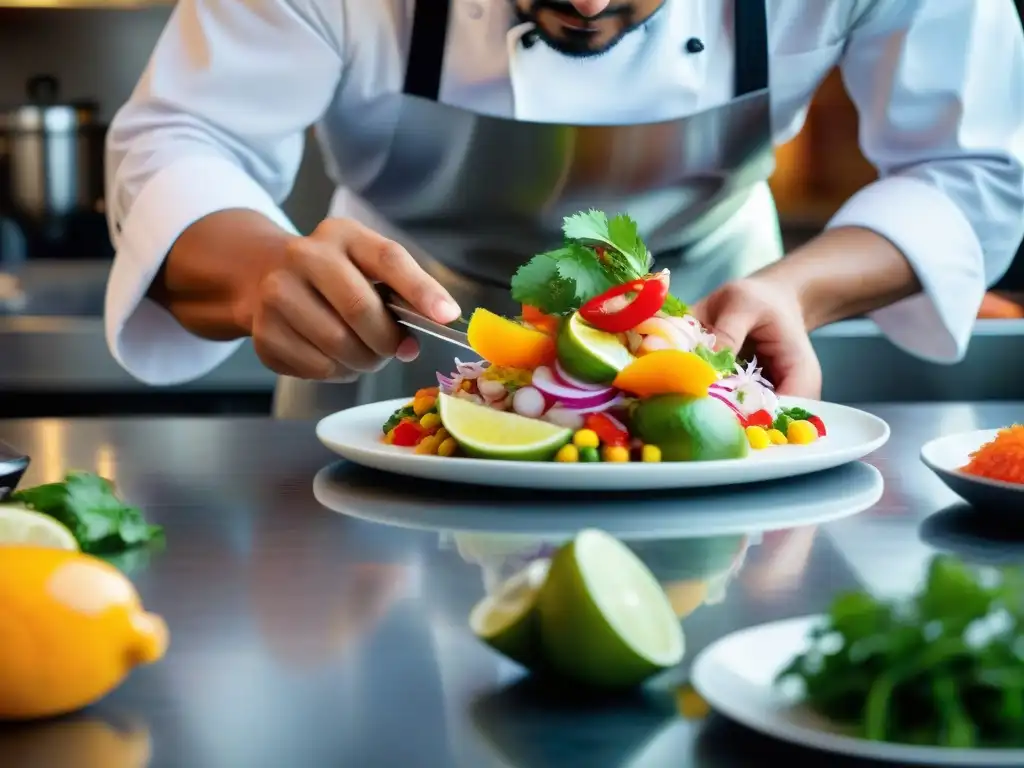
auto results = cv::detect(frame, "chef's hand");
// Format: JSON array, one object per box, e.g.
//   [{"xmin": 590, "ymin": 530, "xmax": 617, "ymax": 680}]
[
  {"xmin": 251, "ymin": 218, "xmax": 461, "ymax": 381},
  {"xmin": 691, "ymin": 274, "xmax": 823, "ymax": 399}
]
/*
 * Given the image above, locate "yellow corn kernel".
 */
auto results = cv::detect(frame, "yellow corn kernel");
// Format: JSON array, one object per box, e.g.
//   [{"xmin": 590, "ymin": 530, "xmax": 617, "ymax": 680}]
[
  {"xmin": 641, "ymin": 444, "xmax": 662, "ymax": 463},
  {"xmin": 767, "ymin": 428, "xmax": 788, "ymax": 445},
  {"xmin": 415, "ymin": 436, "xmax": 440, "ymax": 455},
  {"xmin": 572, "ymin": 429, "xmax": 600, "ymax": 449},
  {"xmin": 419, "ymin": 412, "xmax": 441, "ymax": 431},
  {"xmin": 602, "ymin": 445, "xmax": 630, "ymax": 463},
  {"xmin": 787, "ymin": 419, "xmax": 818, "ymax": 445},
  {"xmin": 437, "ymin": 437, "xmax": 458, "ymax": 457},
  {"xmin": 435, "ymin": 427, "xmax": 450, "ymax": 443},
  {"xmin": 676, "ymin": 685, "xmax": 711, "ymax": 720},
  {"xmin": 745, "ymin": 425, "xmax": 770, "ymax": 450},
  {"xmin": 555, "ymin": 444, "xmax": 580, "ymax": 463},
  {"xmin": 384, "ymin": 429, "xmax": 396, "ymax": 445},
  {"xmin": 413, "ymin": 396, "xmax": 437, "ymax": 416}
]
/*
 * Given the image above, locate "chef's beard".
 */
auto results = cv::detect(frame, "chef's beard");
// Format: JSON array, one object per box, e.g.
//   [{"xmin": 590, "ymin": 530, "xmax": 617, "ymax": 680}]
[{"xmin": 515, "ymin": 0, "xmax": 663, "ymax": 58}]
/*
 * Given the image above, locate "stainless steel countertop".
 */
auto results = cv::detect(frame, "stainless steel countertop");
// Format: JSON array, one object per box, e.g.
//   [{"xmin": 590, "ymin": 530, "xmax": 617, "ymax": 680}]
[{"xmin": 0, "ymin": 404, "xmax": 1020, "ymax": 767}]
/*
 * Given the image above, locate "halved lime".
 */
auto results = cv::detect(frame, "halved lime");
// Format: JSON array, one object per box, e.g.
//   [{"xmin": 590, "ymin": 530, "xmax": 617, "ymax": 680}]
[
  {"xmin": 469, "ymin": 558, "xmax": 551, "ymax": 668},
  {"xmin": 556, "ymin": 312, "xmax": 635, "ymax": 384},
  {"xmin": 438, "ymin": 393, "xmax": 572, "ymax": 461},
  {"xmin": 538, "ymin": 529, "xmax": 685, "ymax": 688},
  {"xmin": 0, "ymin": 503, "xmax": 78, "ymax": 550}
]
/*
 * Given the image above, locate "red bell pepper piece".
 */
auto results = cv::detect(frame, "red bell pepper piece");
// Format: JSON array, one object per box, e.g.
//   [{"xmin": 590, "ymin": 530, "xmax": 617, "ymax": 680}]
[
  {"xmin": 807, "ymin": 415, "xmax": 827, "ymax": 437},
  {"xmin": 584, "ymin": 413, "xmax": 630, "ymax": 447},
  {"xmin": 745, "ymin": 409, "xmax": 774, "ymax": 429},
  {"xmin": 579, "ymin": 272, "xmax": 669, "ymax": 333},
  {"xmin": 392, "ymin": 420, "xmax": 422, "ymax": 447}
]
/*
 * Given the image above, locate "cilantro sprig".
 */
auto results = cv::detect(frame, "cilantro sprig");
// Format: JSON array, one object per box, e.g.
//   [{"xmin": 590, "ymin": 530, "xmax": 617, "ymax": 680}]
[{"xmin": 511, "ymin": 210, "xmax": 687, "ymax": 317}]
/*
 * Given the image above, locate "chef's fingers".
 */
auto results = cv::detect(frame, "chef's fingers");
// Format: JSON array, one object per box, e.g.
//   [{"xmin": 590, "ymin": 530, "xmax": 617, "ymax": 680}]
[
  {"xmin": 324, "ymin": 219, "xmax": 461, "ymax": 324},
  {"xmin": 291, "ymin": 236, "xmax": 403, "ymax": 359},
  {"xmin": 252, "ymin": 301, "xmax": 339, "ymax": 380},
  {"xmin": 278, "ymin": 276, "xmax": 384, "ymax": 373},
  {"xmin": 772, "ymin": 342, "xmax": 823, "ymax": 399},
  {"xmin": 396, "ymin": 336, "xmax": 420, "ymax": 362}
]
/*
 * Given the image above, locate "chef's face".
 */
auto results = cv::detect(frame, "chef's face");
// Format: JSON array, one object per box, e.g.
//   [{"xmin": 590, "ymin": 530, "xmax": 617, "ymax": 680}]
[{"xmin": 516, "ymin": 0, "xmax": 665, "ymax": 57}]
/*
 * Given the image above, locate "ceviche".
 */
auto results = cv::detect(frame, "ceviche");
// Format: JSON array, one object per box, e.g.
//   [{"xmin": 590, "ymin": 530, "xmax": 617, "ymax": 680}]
[{"xmin": 381, "ymin": 210, "xmax": 828, "ymax": 463}]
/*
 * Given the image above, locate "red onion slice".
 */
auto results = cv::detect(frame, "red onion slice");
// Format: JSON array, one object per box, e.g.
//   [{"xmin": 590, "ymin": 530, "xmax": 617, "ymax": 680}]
[
  {"xmin": 553, "ymin": 394, "xmax": 626, "ymax": 415},
  {"xmin": 553, "ymin": 360, "xmax": 613, "ymax": 392},
  {"xmin": 532, "ymin": 366, "xmax": 616, "ymax": 409},
  {"xmin": 710, "ymin": 390, "xmax": 746, "ymax": 422}
]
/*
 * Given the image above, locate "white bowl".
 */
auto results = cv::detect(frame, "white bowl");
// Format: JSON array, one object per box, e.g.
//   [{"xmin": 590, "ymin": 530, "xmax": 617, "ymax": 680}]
[{"xmin": 920, "ymin": 429, "xmax": 1024, "ymax": 510}]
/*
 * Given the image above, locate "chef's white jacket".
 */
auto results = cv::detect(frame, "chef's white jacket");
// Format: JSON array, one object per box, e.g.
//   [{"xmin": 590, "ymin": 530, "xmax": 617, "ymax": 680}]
[{"xmin": 105, "ymin": 0, "xmax": 1024, "ymax": 386}]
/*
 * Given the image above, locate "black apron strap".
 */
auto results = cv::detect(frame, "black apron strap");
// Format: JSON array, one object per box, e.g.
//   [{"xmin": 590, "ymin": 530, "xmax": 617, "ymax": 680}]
[
  {"xmin": 403, "ymin": 1, "xmax": 452, "ymax": 100},
  {"xmin": 733, "ymin": 0, "xmax": 769, "ymax": 97}
]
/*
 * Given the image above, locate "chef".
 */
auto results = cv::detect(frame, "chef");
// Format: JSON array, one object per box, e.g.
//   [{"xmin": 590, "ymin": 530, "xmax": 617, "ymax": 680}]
[{"xmin": 104, "ymin": 0, "xmax": 1024, "ymax": 418}]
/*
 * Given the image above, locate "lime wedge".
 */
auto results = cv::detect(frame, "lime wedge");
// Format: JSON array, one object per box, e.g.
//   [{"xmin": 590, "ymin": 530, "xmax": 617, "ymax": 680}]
[
  {"xmin": 556, "ymin": 312, "xmax": 635, "ymax": 384},
  {"xmin": 469, "ymin": 558, "xmax": 551, "ymax": 668},
  {"xmin": 0, "ymin": 503, "xmax": 78, "ymax": 551},
  {"xmin": 538, "ymin": 529, "xmax": 684, "ymax": 688},
  {"xmin": 438, "ymin": 393, "xmax": 572, "ymax": 461}
]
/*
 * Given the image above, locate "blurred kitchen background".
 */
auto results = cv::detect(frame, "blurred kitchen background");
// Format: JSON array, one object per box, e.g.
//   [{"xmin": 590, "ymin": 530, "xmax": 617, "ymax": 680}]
[{"xmin": 1, "ymin": 3, "xmax": 1023, "ymax": 417}]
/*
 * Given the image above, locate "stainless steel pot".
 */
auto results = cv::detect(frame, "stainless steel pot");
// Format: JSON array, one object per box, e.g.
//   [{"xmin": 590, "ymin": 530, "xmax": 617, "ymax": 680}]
[{"xmin": 4, "ymin": 75, "xmax": 106, "ymax": 228}]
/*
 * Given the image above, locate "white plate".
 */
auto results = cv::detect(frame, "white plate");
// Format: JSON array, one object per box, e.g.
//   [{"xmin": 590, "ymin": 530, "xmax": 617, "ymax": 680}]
[
  {"xmin": 921, "ymin": 429, "xmax": 1024, "ymax": 510},
  {"xmin": 316, "ymin": 397, "xmax": 889, "ymax": 491},
  {"xmin": 691, "ymin": 616, "xmax": 1024, "ymax": 765}
]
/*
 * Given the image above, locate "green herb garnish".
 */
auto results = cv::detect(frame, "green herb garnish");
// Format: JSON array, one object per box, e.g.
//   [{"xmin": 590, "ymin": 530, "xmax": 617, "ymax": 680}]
[
  {"xmin": 772, "ymin": 406, "xmax": 815, "ymax": 433},
  {"xmin": 694, "ymin": 344, "xmax": 737, "ymax": 376},
  {"xmin": 383, "ymin": 404, "xmax": 416, "ymax": 434},
  {"xmin": 12, "ymin": 471, "xmax": 163, "ymax": 555},
  {"xmin": 781, "ymin": 406, "xmax": 814, "ymax": 421},
  {"xmin": 511, "ymin": 210, "xmax": 688, "ymax": 317},
  {"xmin": 777, "ymin": 556, "xmax": 1024, "ymax": 748}
]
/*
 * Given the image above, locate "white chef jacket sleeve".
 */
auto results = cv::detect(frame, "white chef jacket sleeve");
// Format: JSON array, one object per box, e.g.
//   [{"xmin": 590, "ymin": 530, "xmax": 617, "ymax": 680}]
[
  {"xmin": 827, "ymin": 0, "xmax": 1024, "ymax": 362},
  {"xmin": 105, "ymin": 0, "xmax": 344, "ymax": 385}
]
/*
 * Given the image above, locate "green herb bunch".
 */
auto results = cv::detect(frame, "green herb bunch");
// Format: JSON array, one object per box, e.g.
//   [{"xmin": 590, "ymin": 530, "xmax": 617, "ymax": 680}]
[
  {"xmin": 13, "ymin": 471, "xmax": 163, "ymax": 555},
  {"xmin": 778, "ymin": 555, "xmax": 1024, "ymax": 748}
]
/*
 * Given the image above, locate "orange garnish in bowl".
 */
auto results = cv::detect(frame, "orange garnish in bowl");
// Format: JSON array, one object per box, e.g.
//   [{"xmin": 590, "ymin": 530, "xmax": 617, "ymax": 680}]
[{"xmin": 961, "ymin": 424, "xmax": 1024, "ymax": 484}]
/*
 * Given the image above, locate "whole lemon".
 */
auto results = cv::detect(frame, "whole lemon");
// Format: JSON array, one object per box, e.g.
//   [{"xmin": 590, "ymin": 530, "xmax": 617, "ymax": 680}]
[{"xmin": 0, "ymin": 547, "xmax": 168, "ymax": 720}]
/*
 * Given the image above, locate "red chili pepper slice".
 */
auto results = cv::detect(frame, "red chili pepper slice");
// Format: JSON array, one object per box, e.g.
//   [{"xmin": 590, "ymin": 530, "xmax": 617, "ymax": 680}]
[
  {"xmin": 584, "ymin": 413, "xmax": 630, "ymax": 447},
  {"xmin": 392, "ymin": 420, "xmax": 422, "ymax": 447},
  {"xmin": 745, "ymin": 409, "xmax": 774, "ymax": 429},
  {"xmin": 807, "ymin": 415, "xmax": 827, "ymax": 437},
  {"xmin": 579, "ymin": 272, "xmax": 669, "ymax": 333}
]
